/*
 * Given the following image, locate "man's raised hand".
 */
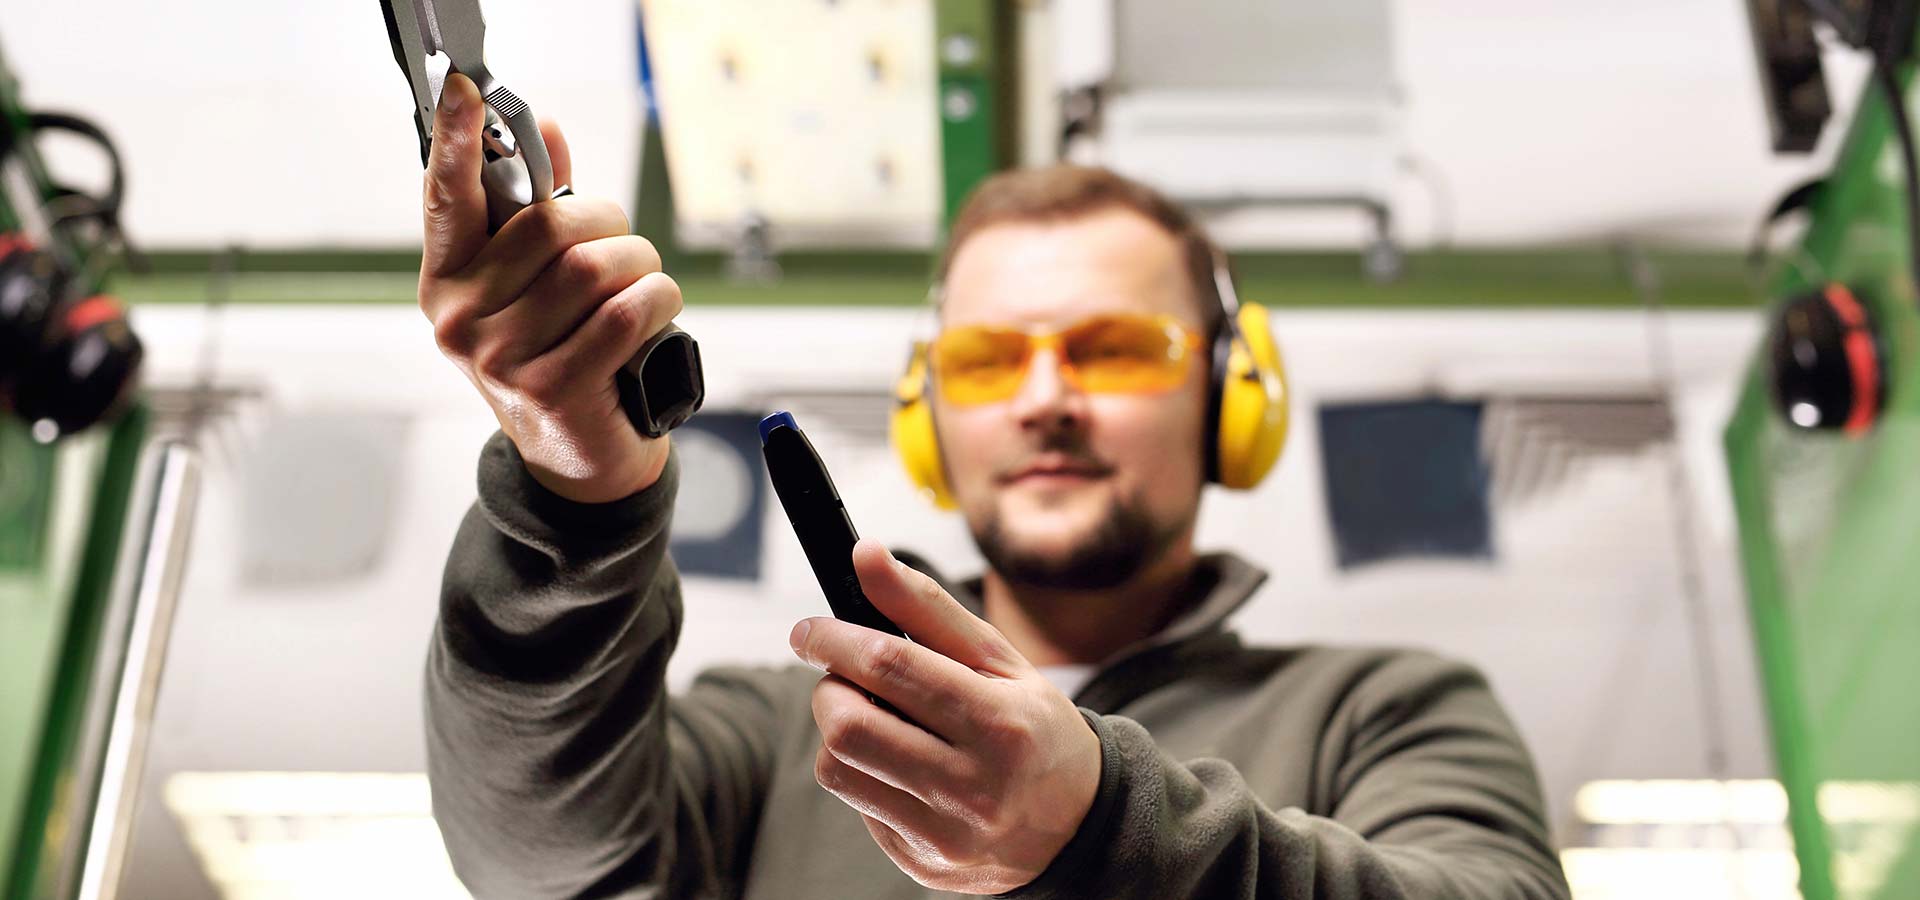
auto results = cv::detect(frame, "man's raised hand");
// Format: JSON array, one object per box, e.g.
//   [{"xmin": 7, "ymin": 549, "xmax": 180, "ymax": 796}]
[{"xmin": 418, "ymin": 72, "xmax": 681, "ymax": 503}]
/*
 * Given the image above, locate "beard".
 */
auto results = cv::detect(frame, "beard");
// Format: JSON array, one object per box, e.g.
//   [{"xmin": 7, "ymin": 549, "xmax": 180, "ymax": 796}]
[{"xmin": 971, "ymin": 487, "xmax": 1187, "ymax": 591}]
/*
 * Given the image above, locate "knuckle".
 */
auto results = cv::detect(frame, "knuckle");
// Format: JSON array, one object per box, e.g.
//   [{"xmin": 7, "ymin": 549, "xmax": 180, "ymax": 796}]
[
  {"xmin": 977, "ymin": 708, "xmax": 1032, "ymax": 751},
  {"xmin": 516, "ymin": 357, "xmax": 568, "ymax": 409},
  {"xmin": 429, "ymin": 124, "xmax": 473, "ymax": 173},
  {"xmin": 856, "ymin": 638, "xmax": 909, "ymax": 687},
  {"xmin": 521, "ymin": 201, "xmax": 573, "ymax": 252},
  {"xmin": 640, "ymin": 270, "xmax": 684, "ymax": 317},
  {"xmin": 431, "ymin": 309, "xmax": 476, "ymax": 358},
  {"xmin": 819, "ymin": 706, "xmax": 870, "ymax": 756},
  {"xmin": 813, "ymin": 748, "xmax": 844, "ymax": 790},
  {"xmin": 591, "ymin": 199, "xmax": 634, "ymax": 238},
  {"xmin": 603, "ymin": 237, "xmax": 664, "ymax": 290},
  {"xmin": 469, "ymin": 341, "xmax": 516, "ymax": 385},
  {"xmin": 556, "ymin": 241, "xmax": 607, "ymax": 288},
  {"xmin": 972, "ymin": 636, "xmax": 1008, "ymax": 666},
  {"xmin": 624, "ymin": 233, "xmax": 661, "ymax": 273},
  {"xmin": 972, "ymin": 622, "xmax": 1015, "ymax": 664},
  {"xmin": 599, "ymin": 289, "xmax": 644, "ymax": 336},
  {"xmin": 422, "ymin": 176, "xmax": 459, "ymax": 231},
  {"xmin": 946, "ymin": 784, "xmax": 998, "ymax": 829}
]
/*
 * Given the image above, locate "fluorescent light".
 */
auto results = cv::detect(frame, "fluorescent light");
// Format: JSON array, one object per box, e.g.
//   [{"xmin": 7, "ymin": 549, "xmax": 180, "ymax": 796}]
[
  {"xmin": 164, "ymin": 772, "xmax": 469, "ymax": 900},
  {"xmin": 1565, "ymin": 779, "xmax": 1920, "ymax": 899},
  {"xmin": 1574, "ymin": 779, "xmax": 1787, "ymax": 826},
  {"xmin": 1560, "ymin": 848, "xmax": 1798, "ymax": 900}
]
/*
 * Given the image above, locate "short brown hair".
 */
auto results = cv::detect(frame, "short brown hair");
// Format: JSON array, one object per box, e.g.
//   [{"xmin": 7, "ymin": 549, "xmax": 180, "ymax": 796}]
[{"xmin": 934, "ymin": 165, "xmax": 1226, "ymax": 336}]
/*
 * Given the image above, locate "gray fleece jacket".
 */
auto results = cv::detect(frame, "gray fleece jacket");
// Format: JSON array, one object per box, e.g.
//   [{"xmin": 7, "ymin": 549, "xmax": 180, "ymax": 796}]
[{"xmin": 425, "ymin": 433, "xmax": 1571, "ymax": 899}]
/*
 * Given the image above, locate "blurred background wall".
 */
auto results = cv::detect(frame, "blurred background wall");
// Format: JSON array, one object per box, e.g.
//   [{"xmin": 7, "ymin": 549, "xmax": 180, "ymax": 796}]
[
  {"xmin": 1, "ymin": 0, "xmax": 1900, "ymax": 898},
  {"xmin": 0, "ymin": 0, "xmax": 1862, "ymax": 249}
]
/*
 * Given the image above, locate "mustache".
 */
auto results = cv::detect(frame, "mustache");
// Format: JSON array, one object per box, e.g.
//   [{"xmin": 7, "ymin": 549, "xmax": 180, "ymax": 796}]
[{"xmin": 993, "ymin": 434, "xmax": 1115, "ymax": 481}]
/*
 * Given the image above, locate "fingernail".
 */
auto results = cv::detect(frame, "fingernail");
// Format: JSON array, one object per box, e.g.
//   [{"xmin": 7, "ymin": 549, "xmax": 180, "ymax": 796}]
[{"xmin": 790, "ymin": 619, "xmax": 811, "ymax": 649}]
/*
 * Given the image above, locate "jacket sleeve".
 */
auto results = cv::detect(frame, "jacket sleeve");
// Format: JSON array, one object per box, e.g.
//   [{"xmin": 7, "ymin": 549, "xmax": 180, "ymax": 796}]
[
  {"xmin": 1005, "ymin": 652, "xmax": 1570, "ymax": 900},
  {"xmin": 424, "ymin": 432, "xmax": 797, "ymax": 899}
]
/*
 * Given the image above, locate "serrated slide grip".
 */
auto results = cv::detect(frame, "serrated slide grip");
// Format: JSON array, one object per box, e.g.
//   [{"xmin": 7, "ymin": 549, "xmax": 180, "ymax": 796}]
[{"xmin": 475, "ymin": 79, "xmax": 552, "ymax": 231}]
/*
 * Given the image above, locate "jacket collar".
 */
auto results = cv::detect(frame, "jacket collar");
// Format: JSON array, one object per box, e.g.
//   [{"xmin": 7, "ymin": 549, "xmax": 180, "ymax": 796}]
[{"xmin": 895, "ymin": 550, "xmax": 1270, "ymax": 666}]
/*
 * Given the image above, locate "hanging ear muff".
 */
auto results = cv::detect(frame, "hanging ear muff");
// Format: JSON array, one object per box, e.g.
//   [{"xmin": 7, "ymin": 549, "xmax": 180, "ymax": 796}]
[
  {"xmin": 1209, "ymin": 302, "xmax": 1290, "ymax": 489},
  {"xmin": 0, "ymin": 233, "xmax": 144, "ymax": 438},
  {"xmin": 1768, "ymin": 283, "xmax": 1884, "ymax": 436},
  {"xmin": 890, "ymin": 340, "xmax": 957, "ymax": 509},
  {"xmin": 12, "ymin": 293, "xmax": 144, "ymax": 437}
]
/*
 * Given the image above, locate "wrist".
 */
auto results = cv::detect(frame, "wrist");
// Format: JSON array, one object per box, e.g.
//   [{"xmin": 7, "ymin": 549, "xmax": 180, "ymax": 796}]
[{"xmin": 527, "ymin": 438, "xmax": 671, "ymax": 504}]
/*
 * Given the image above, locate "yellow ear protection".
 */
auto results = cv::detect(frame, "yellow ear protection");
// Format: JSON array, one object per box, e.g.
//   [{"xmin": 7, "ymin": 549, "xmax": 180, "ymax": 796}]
[
  {"xmin": 1204, "ymin": 255, "xmax": 1291, "ymax": 489},
  {"xmin": 890, "ymin": 336, "xmax": 956, "ymax": 507},
  {"xmin": 889, "ymin": 252, "xmax": 1289, "ymax": 509}
]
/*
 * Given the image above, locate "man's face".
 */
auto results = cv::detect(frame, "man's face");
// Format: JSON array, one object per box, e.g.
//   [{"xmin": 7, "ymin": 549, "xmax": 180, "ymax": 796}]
[{"xmin": 935, "ymin": 208, "xmax": 1210, "ymax": 589}]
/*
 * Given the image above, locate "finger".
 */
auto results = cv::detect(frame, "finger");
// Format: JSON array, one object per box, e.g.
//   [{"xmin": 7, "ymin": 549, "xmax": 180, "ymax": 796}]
[
  {"xmin": 462, "ymin": 198, "xmax": 632, "ymax": 316},
  {"xmin": 538, "ymin": 118, "xmax": 573, "ymax": 190},
  {"xmin": 792, "ymin": 618, "xmax": 987, "ymax": 739},
  {"xmin": 811, "ymin": 674, "xmax": 972, "ymax": 802},
  {"xmin": 523, "ymin": 270, "xmax": 682, "ymax": 391},
  {"xmin": 483, "ymin": 234, "xmax": 663, "ymax": 361},
  {"xmin": 857, "ymin": 816, "xmax": 918, "ymax": 874},
  {"xmin": 422, "ymin": 73, "xmax": 491, "ymax": 279},
  {"xmin": 814, "ymin": 743, "xmax": 964, "ymax": 852},
  {"xmin": 852, "ymin": 539, "xmax": 1023, "ymax": 674}
]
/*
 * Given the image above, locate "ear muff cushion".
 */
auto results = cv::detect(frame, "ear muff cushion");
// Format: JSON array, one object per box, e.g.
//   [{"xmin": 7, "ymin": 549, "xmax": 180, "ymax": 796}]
[
  {"xmin": 890, "ymin": 342, "xmax": 957, "ymax": 510},
  {"xmin": 0, "ymin": 246, "xmax": 68, "ymax": 374},
  {"xmin": 1214, "ymin": 303, "xmax": 1289, "ymax": 489}
]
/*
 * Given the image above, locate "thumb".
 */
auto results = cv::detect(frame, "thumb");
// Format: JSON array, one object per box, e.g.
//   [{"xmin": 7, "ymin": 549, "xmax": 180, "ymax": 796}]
[{"xmin": 421, "ymin": 73, "xmax": 489, "ymax": 278}]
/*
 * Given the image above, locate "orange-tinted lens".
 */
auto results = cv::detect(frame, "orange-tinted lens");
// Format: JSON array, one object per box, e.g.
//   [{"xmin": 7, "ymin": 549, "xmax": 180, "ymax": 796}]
[
  {"xmin": 1061, "ymin": 315, "xmax": 1196, "ymax": 393},
  {"xmin": 930, "ymin": 325, "xmax": 1033, "ymax": 405}
]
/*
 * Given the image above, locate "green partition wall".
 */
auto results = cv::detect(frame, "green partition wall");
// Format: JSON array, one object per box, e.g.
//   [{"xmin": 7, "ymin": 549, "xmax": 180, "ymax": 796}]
[
  {"xmin": 0, "ymin": 37, "xmax": 153, "ymax": 900},
  {"xmin": 0, "ymin": 410, "xmax": 148, "ymax": 900},
  {"xmin": 1724, "ymin": 48, "xmax": 1920, "ymax": 900}
]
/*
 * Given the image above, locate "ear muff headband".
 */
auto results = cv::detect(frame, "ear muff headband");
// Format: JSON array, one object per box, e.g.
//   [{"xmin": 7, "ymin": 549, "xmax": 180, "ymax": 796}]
[{"xmin": 890, "ymin": 254, "xmax": 1291, "ymax": 506}]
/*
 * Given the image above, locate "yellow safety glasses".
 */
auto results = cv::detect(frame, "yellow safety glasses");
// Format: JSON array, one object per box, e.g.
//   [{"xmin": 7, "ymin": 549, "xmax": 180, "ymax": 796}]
[{"xmin": 928, "ymin": 313, "xmax": 1206, "ymax": 406}]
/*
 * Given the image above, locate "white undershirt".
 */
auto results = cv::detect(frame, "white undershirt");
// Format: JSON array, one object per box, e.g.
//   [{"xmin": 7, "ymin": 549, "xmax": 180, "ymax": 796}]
[{"xmin": 1038, "ymin": 664, "xmax": 1097, "ymax": 700}]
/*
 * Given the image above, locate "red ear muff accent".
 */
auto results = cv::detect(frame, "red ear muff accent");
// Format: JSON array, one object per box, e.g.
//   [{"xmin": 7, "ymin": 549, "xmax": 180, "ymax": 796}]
[
  {"xmin": 64, "ymin": 294, "xmax": 125, "ymax": 334},
  {"xmin": 1821, "ymin": 284, "xmax": 1881, "ymax": 436}
]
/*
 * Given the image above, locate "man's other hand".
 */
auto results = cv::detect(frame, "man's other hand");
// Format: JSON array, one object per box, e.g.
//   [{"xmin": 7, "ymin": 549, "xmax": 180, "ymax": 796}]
[
  {"xmin": 418, "ymin": 73, "xmax": 680, "ymax": 503},
  {"xmin": 789, "ymin": 539, "xmax": 1102, "ymax": 895}
]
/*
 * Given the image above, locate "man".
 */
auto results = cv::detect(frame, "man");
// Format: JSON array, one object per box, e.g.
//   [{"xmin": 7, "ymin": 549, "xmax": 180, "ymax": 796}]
[{"xmin": 420, "ymin": 73, "xmax": 1570, "ymax": 899}]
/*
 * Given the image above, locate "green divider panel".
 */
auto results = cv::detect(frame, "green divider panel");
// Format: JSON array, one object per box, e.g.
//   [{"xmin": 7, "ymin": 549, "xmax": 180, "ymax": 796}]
[
  {"xmin": 1724, "ymin": 52, "xmax": 1920, "ymax": 900},
  {"xmin": 1, "ymin": 408, "xmax": 148, "ymax": 900}
]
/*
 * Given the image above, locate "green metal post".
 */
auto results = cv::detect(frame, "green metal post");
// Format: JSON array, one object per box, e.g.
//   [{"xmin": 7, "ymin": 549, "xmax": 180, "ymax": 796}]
[{"xmin": 934, "ymin": 0, "xmax": 1018, "ymax": 224}]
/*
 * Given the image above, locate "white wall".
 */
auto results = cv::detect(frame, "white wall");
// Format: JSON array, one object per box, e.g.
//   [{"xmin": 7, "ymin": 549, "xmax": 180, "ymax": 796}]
[
  {"xmin": 0, "ymin": 0, "xmax": 1866, "ymax": 249},
  {"xmin": 1388, "ymin": 0, "xmax": 1866, "ymax": 247},
  {"xmin": 0, "ymin": 0, "xmax": 641, "ymax": 247},
  {"xmin": 113, "ymin": 301, "xmax": 1772, "ymax": 896}
]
